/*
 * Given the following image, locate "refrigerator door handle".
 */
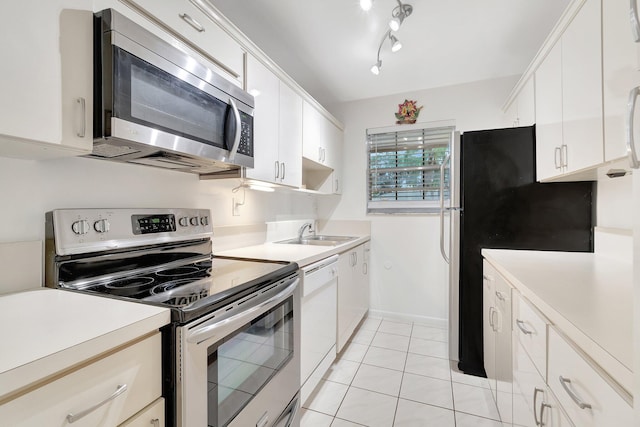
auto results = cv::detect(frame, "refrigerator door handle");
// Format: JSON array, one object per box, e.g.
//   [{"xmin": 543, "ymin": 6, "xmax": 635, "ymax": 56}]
[
  {"xmin": 626, "ymin": 86, "xmax": 640, "ymax": 169},
  {"xmin": 439, "ymin": 153, "xmax": 451, "ymax": 264}
]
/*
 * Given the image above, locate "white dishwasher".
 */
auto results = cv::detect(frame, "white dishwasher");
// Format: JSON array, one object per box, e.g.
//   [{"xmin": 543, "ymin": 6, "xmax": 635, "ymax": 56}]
[{"xmin": 300, "ymin": 255, "xmax": 338, "ymax": 405}]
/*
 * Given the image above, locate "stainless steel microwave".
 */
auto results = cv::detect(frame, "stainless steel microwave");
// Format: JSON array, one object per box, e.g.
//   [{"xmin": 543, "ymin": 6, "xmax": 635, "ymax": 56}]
[{"xmin": 90, "ymin": 9, "xmax": 254, "ymax": 174}]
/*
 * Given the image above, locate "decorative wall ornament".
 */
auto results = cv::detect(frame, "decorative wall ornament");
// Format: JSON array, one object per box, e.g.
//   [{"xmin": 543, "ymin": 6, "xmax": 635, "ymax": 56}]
[{"xmin": 395, "ymin": 99, "xmax": 423, "ymax": 124}]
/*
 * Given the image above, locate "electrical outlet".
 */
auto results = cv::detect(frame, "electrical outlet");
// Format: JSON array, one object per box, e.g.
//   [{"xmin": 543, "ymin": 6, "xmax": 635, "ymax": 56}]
[{"xmin": 232, "ymin": 198, "xmax": 240, "ymax": 216}]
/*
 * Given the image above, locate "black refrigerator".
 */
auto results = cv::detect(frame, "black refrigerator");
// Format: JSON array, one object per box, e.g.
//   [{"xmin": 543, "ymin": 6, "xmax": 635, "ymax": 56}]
[{"xmin": 454, "ymin": 125, "xmax": 593, "ymax": 377}]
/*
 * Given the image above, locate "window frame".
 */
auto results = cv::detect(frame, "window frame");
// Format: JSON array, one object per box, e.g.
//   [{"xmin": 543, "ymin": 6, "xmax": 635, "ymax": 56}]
[{"xmin": 366, "ymin": 121, "xmax": 456, "ymax": 215}]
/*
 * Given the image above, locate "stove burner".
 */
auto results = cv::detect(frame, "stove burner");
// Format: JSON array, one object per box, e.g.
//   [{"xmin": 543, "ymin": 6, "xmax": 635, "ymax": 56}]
[
  {"xmin": 156, "ymin": 266, "xmax": 201, "ymax": 277},
  {"xmin": 150, "ymin": 278, "xmax": 195, "ymax": 294},
  {"xmin": 149, "ymin": 278, "xmax": 209, "ymax": 307},
  {"xmin": 103, "ymin": 276, "xmax": 155, "ymax": 296}
]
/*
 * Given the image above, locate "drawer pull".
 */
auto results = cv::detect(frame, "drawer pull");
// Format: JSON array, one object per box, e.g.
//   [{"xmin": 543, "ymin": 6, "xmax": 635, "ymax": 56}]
[
  {"xmin": 66, "ymin": 384, "xmax": 128, "ymax": 423},
  {"xmin": 533, "ymin": 387, "xmax": 544, "ymax": 426},
  {"xmin": 559, "ymin": 376, "xmax": 592, "ymax": 409},
  {"xmin": 516, "ymin": 319, "xmax": 533, "ymax": 335}
]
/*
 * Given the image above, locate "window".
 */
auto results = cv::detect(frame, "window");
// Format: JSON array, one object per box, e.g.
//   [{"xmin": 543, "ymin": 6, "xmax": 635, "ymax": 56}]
[{"xmin": 367, "ymin": 124, "xmax": 455, "ymax": 214}]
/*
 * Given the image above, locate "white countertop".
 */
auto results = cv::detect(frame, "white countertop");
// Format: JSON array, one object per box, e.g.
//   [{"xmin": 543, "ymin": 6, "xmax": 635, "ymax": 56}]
[
  {"xmin": 0, "ymin": 288, "xmax": 170, "ymax": 401},
  {"xmin": 482, "ymin": 249, "xmax": 632, "ymax": 394},
  {"xmin": 215, "ymin": 235, "xmax": 370, "ymax": 267}
]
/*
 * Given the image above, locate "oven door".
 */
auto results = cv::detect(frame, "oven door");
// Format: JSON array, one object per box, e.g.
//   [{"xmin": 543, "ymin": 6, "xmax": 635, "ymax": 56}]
[{"xmin": 178, "ymin": 275, "xmax": 300, "ymax": 427}]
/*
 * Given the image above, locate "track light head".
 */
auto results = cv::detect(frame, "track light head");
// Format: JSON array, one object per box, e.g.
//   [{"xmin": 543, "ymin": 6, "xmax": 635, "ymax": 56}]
[
  {"xmin": 370, "ymin": 60, "xmax": 382, "ymax": 75},
  {"xmin": 359, "ymin": 0, "xmax": 373, "ymax": 11},
  {"xmin": 390, "ymin": 34, "xmax": 402, "ymax": 52}
]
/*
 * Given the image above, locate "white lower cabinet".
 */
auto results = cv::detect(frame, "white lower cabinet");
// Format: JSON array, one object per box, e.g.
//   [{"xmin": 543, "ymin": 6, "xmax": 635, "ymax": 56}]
[
  {"xmin": 482, "ymin": 260, "xmax": 513, "ymax": 423},
  {"xmin": 119, "ymin": 398, "xmax": 165, "ymax": 427},
  {"xmin": 336, "ymin": 243, "xmax": 370, "ymax": 353},
  {"xmin": 0, "ymin": 333, "xmax": 163, "ymax": 427},
  {"xmin": 513, "ymin": 336, "xmax": 570, "ymax": 427},
  {"xmin": 547, "ymin": 327, "xmax": 633, "ymax": 426},
  {"xmin": 485, "ymin": 258, "xmax": 634, "ymax": 427}
]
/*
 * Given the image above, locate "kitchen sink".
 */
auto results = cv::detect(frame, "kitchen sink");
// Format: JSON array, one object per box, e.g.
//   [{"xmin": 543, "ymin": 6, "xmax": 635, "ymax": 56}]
[{"xmin": 275, "ymin": 235, "xmax": 358, "ymax": 246}]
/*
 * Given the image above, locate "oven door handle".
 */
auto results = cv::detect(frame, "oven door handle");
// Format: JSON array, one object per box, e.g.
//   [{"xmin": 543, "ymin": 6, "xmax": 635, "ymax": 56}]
[{"xmin": 187, "ymin": 278, "xmax": 299, "ymax": 344}]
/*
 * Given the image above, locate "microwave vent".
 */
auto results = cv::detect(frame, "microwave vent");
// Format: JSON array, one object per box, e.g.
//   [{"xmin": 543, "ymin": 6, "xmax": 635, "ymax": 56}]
[{"xmin": 92, "ymin": 142, "xmax": 140, "ymax": 158}]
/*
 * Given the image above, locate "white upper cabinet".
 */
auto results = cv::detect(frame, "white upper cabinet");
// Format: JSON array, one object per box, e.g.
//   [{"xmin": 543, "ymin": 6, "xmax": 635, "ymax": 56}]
[
  {"xmin": 602, "ymin": 0, "xmax": 640, "ymax": 161},
  {"xmin": 245, "ymin": 55, "xmax": 280, "ymax": 184},
  {"xmin": 302, "ymin": 101, "xmax": 342, "ymax": 170},
  {"xmin": 278, "ymin": 83, "xmax": 303, "ymax": 188},
  {"xmin": 534, "ymin": 0, "xmax": 604, "ymax": 181},
  {"xmin": 535, "ymin": 42, "xmax": 564, "ymax": 181},
  {"xmin": 0, "ymin": 1, "xmax": 93, "ymax": 159},
  {"xmin": 561, "ymin": 0, "xmax": 603, "ymax": 172},
  {"xmin": 121, "ymin": 0, "xmax": 244, "ymax": 86},
  {"xmin": 245, "ymin": 55, "xmax": 302, "ymax": 187}
]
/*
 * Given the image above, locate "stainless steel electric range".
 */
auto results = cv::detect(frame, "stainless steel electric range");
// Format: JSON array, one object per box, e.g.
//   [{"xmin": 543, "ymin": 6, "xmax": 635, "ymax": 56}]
[{"xmin": 45, "ymin": 208, "xmax": 301, "ymax": 427}]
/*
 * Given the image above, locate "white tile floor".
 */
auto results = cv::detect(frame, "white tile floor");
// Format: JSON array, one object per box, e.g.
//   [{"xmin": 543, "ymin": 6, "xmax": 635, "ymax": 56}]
[{"xmin": 301, "ymin": 315, "xmax": 506, "ymax": 427}]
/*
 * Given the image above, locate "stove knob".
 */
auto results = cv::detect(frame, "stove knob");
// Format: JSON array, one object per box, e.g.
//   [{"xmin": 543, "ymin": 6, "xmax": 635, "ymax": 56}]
[
  {"xmin": 200, "ymin": 216, "xmax": 209, "ymax": 226},
  {"xmin": 189, "ymin": 217, "xmax": 199, "ymax": 226},
  {"xmin": 71, "ymin": 220, "xmax": 90, "ymax": 235},
  {"xmin": 94, "ymin": 219, "xmax": 110, "ymax": 233},
  {"xmin": 179, "ymin": 217, "xmax": 189, "ymax": 227}
]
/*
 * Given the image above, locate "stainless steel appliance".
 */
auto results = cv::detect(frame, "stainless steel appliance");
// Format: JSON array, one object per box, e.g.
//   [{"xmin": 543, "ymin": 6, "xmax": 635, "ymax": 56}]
[
  {"xmin": 45, "ymin": 208, "xmax": 300, "ymax": 427},
  {"xmin": 92, "ymin": 9, "xmax": 254, "ymax": 175}
]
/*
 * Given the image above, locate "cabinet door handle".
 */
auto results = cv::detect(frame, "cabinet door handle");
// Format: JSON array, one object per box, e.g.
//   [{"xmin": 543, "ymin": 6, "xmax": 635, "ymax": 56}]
[
  {"xmin": 318, "ymin": 147, "xmax": 323, "ymax": 162},
  {"xmin": 179, "ymin": 13, "xmax": 205, "ymax": 32},
  {"xmin": 516, "ymin": 319, "xmax": 533, "ymax": 335},
  {"xmin": 533, "ymin": 387, "xmax": 544, "ymax": 426},
  {"xmin": 275, "ymin": 160, "xmax": 280, "ymax": 179},
  {"xmin": 626, "ymin": 86, "xmax": 640, "ymax": 169},
  {"xmin": 66, "ymin": 384, "xmax": 128, "ymax": 423},
  {"xmin": 554, "ymin": 147, "xmax": 561, "ymax": 169},
  {"xmin": 489, "ymin": 307, "xmax": 497, "ymax": 332},
  {"xmin": 76, "ymin": 97, "xmax": 86, "ymax": 138},
  {"xmin": 363, "ymin": 262, "xmax": 368, "ymax": 275},
  {"xmin": 483, "ymin": 274, "xmax": 494, "ymax": 282},
  {"xmin": 559, "ymin": 376, "xmax": 592, "ymax": 409},
  {"xmin": 632, "ymin": 0, "xmax": 640, "ymax": 42},
  {"xmin": 281, "ymin": 162, "xmax": 286, "ymax": 180},
  {"xmin": 150, "ymin": 419, "xmax": 160, "ymax": 427},
  {"xmin": 335, "ymin": 178, "xmax": 339, "ymax": 192},
  {"xmin": 561, "ymin": 144, "xmax": 568, "ymax": 168},
  {"xmin": 495, "ymin": 291, "xmax": 506, "ymax": 301}
]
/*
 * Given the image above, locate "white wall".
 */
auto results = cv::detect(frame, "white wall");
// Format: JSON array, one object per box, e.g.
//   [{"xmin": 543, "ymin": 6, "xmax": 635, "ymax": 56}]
[
  {"xmin": 319, "ymin": 75, "xmax": 520, "ymax": 325},
  {"xmin": 0, "ymin": 155, "xmax": 318, "ymax": 290}
]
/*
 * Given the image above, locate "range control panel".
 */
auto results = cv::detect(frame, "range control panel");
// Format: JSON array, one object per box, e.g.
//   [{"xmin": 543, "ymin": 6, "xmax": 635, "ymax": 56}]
[{"xmin": 48, "ymin": 208, "xmax": 213, "ymax": 255}]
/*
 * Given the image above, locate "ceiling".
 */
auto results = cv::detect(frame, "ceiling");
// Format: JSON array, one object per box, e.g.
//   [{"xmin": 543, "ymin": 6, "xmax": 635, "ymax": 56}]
[{"xmin": 209, "ymin": 0, "xmax": 571, "ymax": 108}]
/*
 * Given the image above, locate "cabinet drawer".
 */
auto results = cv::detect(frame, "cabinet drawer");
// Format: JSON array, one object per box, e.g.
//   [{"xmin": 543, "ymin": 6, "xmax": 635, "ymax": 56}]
[
  {"xmin": 548, "ymin": 327, "xmax": 632, "ymax": 426},
  {"xmin": 119, "ymin": 397, "xmax": 165, "ymax": 426},
  {"xmin": 0, "ymin": 333, "xmax": 162, "ymax": 427},
  {"xmin": 514, "ymin": 294, "xmax": 548, "ymax": 379}
]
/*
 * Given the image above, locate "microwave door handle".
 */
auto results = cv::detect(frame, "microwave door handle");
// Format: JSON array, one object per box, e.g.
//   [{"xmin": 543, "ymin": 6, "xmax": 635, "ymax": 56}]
[{"xmin": 228, "ymin": 98, "xmax": 241, "ymax": 161}]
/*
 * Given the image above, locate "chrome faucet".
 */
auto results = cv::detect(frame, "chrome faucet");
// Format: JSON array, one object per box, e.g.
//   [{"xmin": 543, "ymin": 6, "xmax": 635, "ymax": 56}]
[{"xmin": 298, "ymin": 222, "xmax": 314, "ymax": 239}]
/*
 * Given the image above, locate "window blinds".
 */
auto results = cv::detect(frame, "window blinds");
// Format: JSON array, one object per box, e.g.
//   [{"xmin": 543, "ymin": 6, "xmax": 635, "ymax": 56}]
[{"xmin": 367, "ymin": 125, "xmax": 454, "ymax": 213}]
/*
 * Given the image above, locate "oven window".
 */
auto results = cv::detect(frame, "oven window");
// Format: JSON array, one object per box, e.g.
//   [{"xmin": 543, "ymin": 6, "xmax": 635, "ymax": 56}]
[
  {"xmin": 112, "ymin": 47, "xmax": 231, "ymax": 149},
  {"xmin": 207, "ymin": 296, "xmax": 294, "ymax": 427}
]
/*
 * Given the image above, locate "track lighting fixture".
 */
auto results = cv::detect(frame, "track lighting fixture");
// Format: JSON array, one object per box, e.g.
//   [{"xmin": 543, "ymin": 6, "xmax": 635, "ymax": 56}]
[
  {"xmin": 359, "ymin": 0, "xmax": 374, "ymax": 12},
  {"xmin": 369, "ymin": 0, "xmax": 413, "ymax": 75}
]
